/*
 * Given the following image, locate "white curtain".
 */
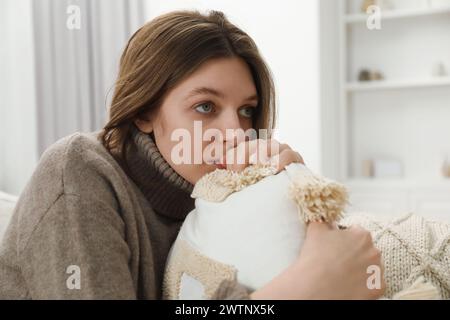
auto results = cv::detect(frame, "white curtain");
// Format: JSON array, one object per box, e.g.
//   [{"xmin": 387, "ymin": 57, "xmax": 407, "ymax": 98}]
[
  {"xmin": 0, "ymin": 0, "xmax": 38, "ymax": 196},
  {"xmin": 33, "ymin": 0, "xmax": 146, "ymax": 155},
  {"xmin": 0, "ymin": 0, "xmax": 146, "ymax": 195}
]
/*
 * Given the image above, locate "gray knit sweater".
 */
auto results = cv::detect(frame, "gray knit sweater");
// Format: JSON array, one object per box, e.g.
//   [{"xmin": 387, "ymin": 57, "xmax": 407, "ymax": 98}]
[{"xmin": 0, "ymin": 127, "xmax": 250, "ymax": 299}]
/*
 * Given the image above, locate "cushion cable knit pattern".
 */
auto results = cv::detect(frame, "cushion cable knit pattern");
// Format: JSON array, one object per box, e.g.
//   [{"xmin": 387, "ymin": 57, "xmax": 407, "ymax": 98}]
[
  {"xmin": 0, "ymin": 125, "xmax": 250, "ymax": 299},
  {"xmin": 340, "ymin": 213, "xmax": 450, "ymax": 299}
]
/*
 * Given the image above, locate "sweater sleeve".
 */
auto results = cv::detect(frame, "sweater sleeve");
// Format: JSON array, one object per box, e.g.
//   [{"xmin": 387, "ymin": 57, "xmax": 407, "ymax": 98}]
[
  {"xmin": 211, "ymin": 279, "xmax": 252, "ymax": 300},
  {"xmin": 20, "ymin": 193, "xmax": 137, "ymax": 299}
]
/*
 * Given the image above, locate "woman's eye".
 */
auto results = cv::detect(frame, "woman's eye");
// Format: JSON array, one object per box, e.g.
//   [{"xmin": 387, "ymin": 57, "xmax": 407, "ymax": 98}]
[
  {"xmin": 239, "ymin": 106, "xmax": 256, "ymax": 118},
  {"xmin": 194, "ymin": 103, "xmax": 214, "ymax": 114}
]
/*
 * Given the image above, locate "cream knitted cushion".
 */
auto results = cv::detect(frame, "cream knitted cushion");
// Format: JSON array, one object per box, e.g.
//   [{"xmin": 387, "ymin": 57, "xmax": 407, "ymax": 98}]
[
  {"xmin": 162, "ymin": 163, "xmax": 450, "ymax": 300},
  {"xmin": 340, "ymin": 213, "xmax": 450, "ymax": 299}
]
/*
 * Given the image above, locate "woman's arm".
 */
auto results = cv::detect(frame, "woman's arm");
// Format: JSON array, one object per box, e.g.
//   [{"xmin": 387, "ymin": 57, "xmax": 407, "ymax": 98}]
[
  {"xmin": 1, "ymin": 134, "xmax": 139, "ymax": 299},
  {"xmin": 21, "ymin": 193, "xmax": 137, "ymax": 299},
  {"xmin": 250, "ymin": 222, "xmax": 385, "ymax": 300}
]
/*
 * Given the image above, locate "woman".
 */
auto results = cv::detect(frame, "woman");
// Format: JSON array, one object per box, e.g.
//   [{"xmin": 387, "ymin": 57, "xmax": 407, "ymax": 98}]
[{"xmin": 0, "ymin": 10, "xmax": 384, "ymax": 299}]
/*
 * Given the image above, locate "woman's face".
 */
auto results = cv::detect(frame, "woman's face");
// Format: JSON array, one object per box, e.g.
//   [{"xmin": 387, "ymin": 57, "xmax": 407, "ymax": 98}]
[{"xmin": 135, "ymin": 57, "xmax": 259, "ymax": 184}]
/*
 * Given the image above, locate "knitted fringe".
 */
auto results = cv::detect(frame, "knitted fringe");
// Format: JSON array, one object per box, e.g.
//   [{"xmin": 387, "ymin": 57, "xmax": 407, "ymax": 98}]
[
  {"xmin": 288, "ymin": 165, "xmax": 349, "ymax": 224},
  {"xmin": 191, "ymin": 164, "xmax": 277, "ymax": 202}
]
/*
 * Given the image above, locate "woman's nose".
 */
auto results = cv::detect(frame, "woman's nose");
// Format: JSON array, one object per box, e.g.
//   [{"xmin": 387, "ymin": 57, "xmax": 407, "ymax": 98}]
[
  {"xmin": 217, "ymin": 110, "xmax": 244, "ymax": 145},
  {"xmin": 219, "ymin": 110, "xmax": 242, "ymax": 137}
]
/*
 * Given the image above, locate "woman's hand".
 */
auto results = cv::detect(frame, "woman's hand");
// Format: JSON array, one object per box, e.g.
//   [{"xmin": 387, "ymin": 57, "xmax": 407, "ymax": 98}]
[
  {"xmin": 250, "ymin": 222, "xmax": 385, "ymax": 300},
  {"xmin": 218, "ymin": 138, "xmax": 304, "ymax": 173}
]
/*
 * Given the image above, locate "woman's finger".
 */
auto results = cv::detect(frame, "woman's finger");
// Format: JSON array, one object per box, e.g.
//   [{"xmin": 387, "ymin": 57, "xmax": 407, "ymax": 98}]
[
  {"xmin": 270, "ymin": 149, "xmax": 305, "ymax": 173},
  {"xmin": 222, "ymin": 138, "xmax": 305, "ymax": 173},
  {"xmin": 225, "ymin": 139, "xmax": 281, "ymax": 171}
]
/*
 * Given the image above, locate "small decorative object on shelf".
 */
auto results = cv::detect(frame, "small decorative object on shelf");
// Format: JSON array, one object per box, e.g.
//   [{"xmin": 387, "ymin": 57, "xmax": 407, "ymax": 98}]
[
  {"xmin": 358, "ymin": 69, "xmax": 385, "ymax": 82},
  {"xmin": 432, "ymin": 62, "xmax": 447, "ymax": 77},
  {"xmin": 358, "ymin": 69, "xmax": 372, "ymax": 81},
  {"xmin": 442, "ymin": 156, "xmax": 450, "ymax": 178},
  {"xmin": 362, "ymin": 159, "xmax": 374, "ymax": 178},
  {"xmin": 370, "ymin": 70, "xmax": 385, "ymax": 81},
  {"xmin": 361, "ymin": 0, "xmax": 378, "ymax": 12}
]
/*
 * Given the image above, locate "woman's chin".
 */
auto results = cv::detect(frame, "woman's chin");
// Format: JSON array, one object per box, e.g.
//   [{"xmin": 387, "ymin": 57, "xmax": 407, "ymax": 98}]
[
  {"xmin": 202, "ymin": 163, "xmax": 221, "ymax": 174},
  {"xmin": 184, "ymin": 164, "xmax": 219, "ymax": 185}
]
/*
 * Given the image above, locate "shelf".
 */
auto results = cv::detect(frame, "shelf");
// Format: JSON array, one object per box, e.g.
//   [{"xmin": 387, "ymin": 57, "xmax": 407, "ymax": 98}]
[
  {"xmin": 334, "ymin": 0, "xmax": 450, "ymax": 195},
  {"xmin": 345, "ymin": 178, "xmax": 450, "ymax": 189},
  {"xmin": 345, "ymin": 6, "xmax": 450, "ymax": 24},
  {"xmin": 345, "ymin": 77, "xmax": 450, "ymax": 92}
]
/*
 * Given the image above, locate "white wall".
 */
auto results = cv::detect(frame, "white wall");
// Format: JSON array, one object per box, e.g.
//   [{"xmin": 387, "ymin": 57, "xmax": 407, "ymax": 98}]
[
  {"xmin": 144, "ymin": 0, "xmax": 322, "ymax": 173},
  {"xmin": 0, "ymin": 0, "xmax": 38, "ymax": 196},
  {"xmin": 319, "ymin": 0, "xmax": 341, "ymax": 180}
]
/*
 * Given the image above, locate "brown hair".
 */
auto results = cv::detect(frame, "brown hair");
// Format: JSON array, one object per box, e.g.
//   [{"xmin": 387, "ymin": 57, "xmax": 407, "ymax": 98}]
[{"xmin": 100, "ymin": 10, "xmax": 277, "ymax": 168}]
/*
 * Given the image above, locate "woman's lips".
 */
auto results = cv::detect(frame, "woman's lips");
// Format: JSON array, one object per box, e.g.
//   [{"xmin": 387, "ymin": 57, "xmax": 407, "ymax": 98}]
[
  {"xmin": 205, "ymin": 158, "xmax": 227, "ymax": 169},
  {"xmin": 215, "ymin": 163, "xmax": 227, "ymax": 170}
]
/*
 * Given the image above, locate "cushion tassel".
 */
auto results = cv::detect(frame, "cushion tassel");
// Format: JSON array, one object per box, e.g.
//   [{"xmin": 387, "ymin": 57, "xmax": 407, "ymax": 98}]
[
  {"xmin": 288, "ymin": 165, "xmax": 349, "ymax": 224},
  {"xmin": 392, "ymin": 276, "xmax": 441, "ymax": 300}
]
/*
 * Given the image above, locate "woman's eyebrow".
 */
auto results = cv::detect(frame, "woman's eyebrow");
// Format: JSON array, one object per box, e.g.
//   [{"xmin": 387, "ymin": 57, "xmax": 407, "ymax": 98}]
[{"xmin": 186, "ymin": 86, "xmax": 258, "ymax": 102}]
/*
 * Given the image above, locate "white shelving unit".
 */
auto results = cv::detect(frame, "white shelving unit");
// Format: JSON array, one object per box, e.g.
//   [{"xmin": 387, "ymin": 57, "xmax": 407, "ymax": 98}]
[
  {"xmin": 337, "ymin": 0, "xmax": 450, "ymax": 220},
  {"xmin": 346, "ymin": 76, "xmax": 450, "ymax": 92},
  {"xmin": 345, "ymin": 4, "xmax": 450, "ymax": 23}
]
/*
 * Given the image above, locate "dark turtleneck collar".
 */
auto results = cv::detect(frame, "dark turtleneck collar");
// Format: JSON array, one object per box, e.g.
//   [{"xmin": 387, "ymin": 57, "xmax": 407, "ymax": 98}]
[{"xmin": 125, "ymin": 126, "xmax": 195, "ymax": 221}]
